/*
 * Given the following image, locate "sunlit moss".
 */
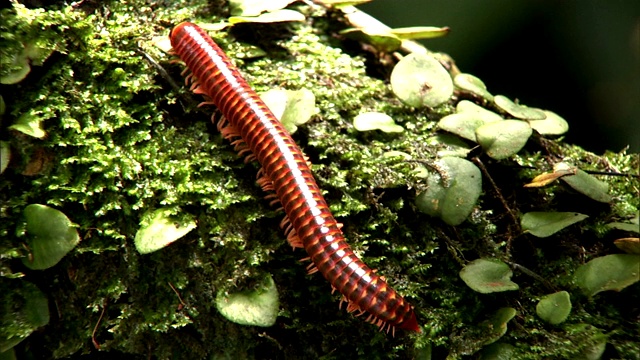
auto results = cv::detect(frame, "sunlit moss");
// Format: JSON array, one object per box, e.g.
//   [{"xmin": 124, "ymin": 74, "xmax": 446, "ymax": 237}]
[{"xmin": 1, "ymin": 0, "xmax": 638, "ymax": 359}]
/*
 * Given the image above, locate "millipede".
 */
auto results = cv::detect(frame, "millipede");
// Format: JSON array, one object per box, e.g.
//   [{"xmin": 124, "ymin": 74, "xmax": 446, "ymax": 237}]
[{"xmin": 169, "ymin": 22, "xmax": 420, "ymax": 334}]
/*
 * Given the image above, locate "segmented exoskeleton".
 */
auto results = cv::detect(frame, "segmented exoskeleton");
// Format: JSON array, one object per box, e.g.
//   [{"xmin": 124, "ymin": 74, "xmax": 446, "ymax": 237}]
[{"xmin": 169, "ymin": 22, "xmax": 419, "ymax": 333}]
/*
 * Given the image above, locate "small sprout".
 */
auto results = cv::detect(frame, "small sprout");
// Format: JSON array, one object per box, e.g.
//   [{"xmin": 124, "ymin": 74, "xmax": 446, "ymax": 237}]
[
  {"xmin": 521, "ymin": 211, "xmax": 588, "ymax": 238},
  {"xmin": 261, "ymin": 89, "xmax": 317, "ymax": 134},
  {"xmin": 575, "ymin": 254, "xmax": 640, "ymax": 297},
  {"xmin": 9, "ymin": 109, "xmax": 47, "ymax": 138},
  {"xmin": 391, "ymin": 52, "xmax": 454, "ymax": 108},
  {"xmin": 524, "ymin": 163, "xmax": 577, "ymax": 187},
  {"xmin": 475, "ymin": 119, "xmax": 532, "ymax": 160},
  {"xmin": 353, "ymin": 112, "xmax": 404, "ymax": 133},
  {"xmin": 340, "ymin": 28, "xmax": 402, "ymax": 53},
  {"xmin": 459, "ymin": 259, "xmax": 519, "ymax": 293},
  {"xmin": 561, "ymin": 168, "xmax": 612, "ymax": 203},
  {"xmin": 229, "ymin": 0, "xmax": 297, "ymax": 16},
  {"xmin": 215, "ymin": 274, "xmax": 279, "ymax": 327},
  {"xmin": 536, "ymin": 291, "xmax": 572, "ymax": 325},
  {"xmin": 453, "ymin": 73, "xmax": 494, "ymax": 102},
  {"xmin": 613, "ymin": 238, "xmax": 640, "ymax": 254},
  {"xmin": 529, "ymin": 110, "xmax": 569, "ymax": 135},
  {"xmin": 134, "ymin": 208, "xmax": 196, "ymax": 254},
  {"xmin": 415, "ymin": 157, "xmax": 481, "ymax": 225},
  {"xmin": 0, "ymin": 141, "xmax": 9, "ymax": 174},
  {"xmin": 494, "ymin": 95, "xmax": 546, "ymax": 120},
  {"xmin": 389, "ymin": 26, "xmax": 450, "ymax": 40},
  {"xmin": 229, "ymin": 9, "xmax": 305, "ymax": 24},
  {"xmin": 438, "ymin": 100, "xmax": 502, "ymax": 142},
  {"xmin": 22, "ymin": 204, "xmax": 81, "ymax": 270}
]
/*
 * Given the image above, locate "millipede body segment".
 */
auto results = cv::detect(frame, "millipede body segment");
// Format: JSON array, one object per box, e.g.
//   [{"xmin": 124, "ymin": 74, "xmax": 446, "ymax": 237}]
[{"xmin": 169, "ymin": 22, "xmax": 419, "ymax": 333}]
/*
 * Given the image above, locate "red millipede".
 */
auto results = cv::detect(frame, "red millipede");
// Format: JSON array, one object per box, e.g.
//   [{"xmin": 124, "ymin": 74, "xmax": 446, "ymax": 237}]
[{"xmin": 169, "ymin": 22, "xmax": 420, "ymax": 334}]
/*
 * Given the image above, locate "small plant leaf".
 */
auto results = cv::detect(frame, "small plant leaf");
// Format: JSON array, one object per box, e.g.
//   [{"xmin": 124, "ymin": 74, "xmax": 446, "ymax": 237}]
[
  {"xmin": 389, "ymin": 26, "xmax": 450, "ymax": 40},
  {"xmin": 475, "ymin": 120, "xmax": 532, "ymax": 160},
  {"xmin": 353, "ymin": 112, "xmax": 404, "ymax": 133},
  {"xmin": 22, "ymin": 204, "xmax": 81, "ymax": 270},
  {"xmin": 493, "ymin": 95, "xmax": 546, "ymax": 120},
  {"xmin": 607, "ymin": 218, "xmax": 640, "ymax": 233},
  {"xmin": 0, "ymin": 281, "xmax": 50, "ymax": 352},
  {"xmin": 134, "ymin": 208, "xmax": 196, "ymax": 254},
  {"xmin": 0, "ymin": 141, "xmax": 10, "ymax": 174},
  {"xmin": 521, "ymin": 211, "xmax": 588, "ymax": 238},
  {"xmin": 216, "ymin": 274, "xmax": 279, "ymax": 327},
  {"xmin": 479, "ymin": 343, "xmax": 516, "ymax": 360},
  {"xmin": 340, "ymin": 28, "xmax": 402, "ymax": 53},
  {"xmin": 261, "ymin": 89, "xmax": 317, "ymax": 134},
  {"xmin": 229, "ymin": 0, "xmax": 296, "ymax": 16},
  {"xmin": 459, "ymin": 259, "xmax": 519, "ymax": 293},
  {"xmin": 524, "ymin": 165, "xmax": 577, "ymax": 187},
  {"xmin": 415, "ymin": 157, "xmax": 481, "ymax": 225},
  {"xmin": 536, "ymin": 291, "xmax": 572, "ymax": 325},
  {"xmin": 454, "ymin": 73, "xmax": 494, "ymax": 102},
  {"xmin": 561, "ymin": 168, "xmax": 612, "ymax": 203},
  {"xmin": 8, "ymin": 110, "xmax": 46, "ymax": 139},
  {"xmin": 317, "ymin": 0, "xmax": 372, "ymax": 7},
  {"xmin": 529, "ymin": 110, "xmax": 569, "ymax": 135},
  {"xmin": 391, "ymin": 52, "xmax": 454, "ymax": 108},
  {"xmin": 575, "ymin": 254, "xmax": 640, "ymax": 297},
  {"xmin": 229, "ymin": 9, "xmax": 305, "ymax": 24},
  {"xmin": 483, "ymin": 307, "xmax": 517, "ymax": 345},
  {"xmin": 613, "ymin": 238, "xmax": 640, "ymax": 254},
  {"xmin": 427, "ymin": 133, "xmax": 473, "ymax": 158},
  {"xmin": 438, "ymin": 103, "xmax": 502, "ymax": 142}
]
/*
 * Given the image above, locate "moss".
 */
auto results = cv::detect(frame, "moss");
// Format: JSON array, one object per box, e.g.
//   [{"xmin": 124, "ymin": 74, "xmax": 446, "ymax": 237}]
[{"xmin": 1, "ymin": 0, "xmax": 638, "ymax": 359}]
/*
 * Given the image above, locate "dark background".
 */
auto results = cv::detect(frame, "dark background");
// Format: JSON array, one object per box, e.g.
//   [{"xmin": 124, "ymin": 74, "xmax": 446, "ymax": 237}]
[{"xmin": 360, "ymin": 0, "xmax": 639, "ymax": 154}]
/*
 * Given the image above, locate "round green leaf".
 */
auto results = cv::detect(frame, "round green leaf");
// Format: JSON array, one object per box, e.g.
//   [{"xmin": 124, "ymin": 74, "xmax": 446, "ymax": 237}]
[
  {"xmin": 415, "ymin": 157, "xmax": 481, "ymax": 225},
  {"xmin": 475, "ymin": 120, "xmax": 532, "ymax": 160},
  {"xmin": 391, "ymin": 52, "xmax": 454, "ymax": 108},
  {"xmin": 536, "ymin": 291, "xmax": 571, "ymax": 325},
  {"xmin": 261, "ymin": 89, "xmax": 317, "ymax": 134},
  {"xmin": 0, "ymin": 141, "xmax": 10, "ymax": 174},
  {"xmin": 479, "ymin": 343, "xmax": 516, "ymax": 360},
  {"xmin": 482, "ymin": 307, "xmax": 517, "ymax": 345},
  {"xmin": 459, "ymin": 259, "xmax": 519, "ymax": 293},
  {"xmin": 454, "ymin": 73, "xmax": 494, "ymax": 102},
  {"xmin": 575, "ymin": 254, "xmax": 640, "ymax": 297},
  {"xmin": 529, "ymin": 110, "xmax": 569, "ymax": 135},
  {"xmin": 216, "ymin": 275, "xmax": 279, "ymax": 327},
  {"xmin": 8, "ymin": 110, "xmax": 46, "ymax": 139},
  {"xmin": 22, "ymin": 204, "xmax": 81, "ymax": 270},
  {"xmin": 0, "ymin": 281, "xmax": 49, "ymax": 352},
  {"xmin": 427, "ymin": 133, "xmax": 473, "ymax": 158},
  {"xmin": 561, "ymin": 168, "xmax": 612, "ymax": 203},
  {"xmin": 134, "ymin": 208, "xmax": 196, "ymax": 254},
  {"xmin": 353, "ymin": 112, "xmax": 404, "ymax": 133},
  {"xmin": 521, "ymin": 211, "xmax": 588, "ymax": 238},
  {"xmin": 494, "ymin": 95, "xmax": 546, "ymax": 120}
]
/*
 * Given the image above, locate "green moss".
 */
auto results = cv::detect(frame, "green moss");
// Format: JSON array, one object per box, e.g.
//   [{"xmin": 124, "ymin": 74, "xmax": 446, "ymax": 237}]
[{"xmin": 1, "ymin": 0, "xmax": 638, "ymax": 359}]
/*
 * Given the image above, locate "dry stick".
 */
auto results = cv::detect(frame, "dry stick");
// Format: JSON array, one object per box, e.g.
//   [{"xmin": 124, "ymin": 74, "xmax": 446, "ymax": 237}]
[
  {"xmin": 168, "ymin": 282, "xmax": 186, "ymax": 310},
  {"xmin": 506, "ymin": 261, "xmax": 557, "ymax": 292},
  {"xmin": 91, "ymin": 299, "xmax": 107, "ymax": 349},
  {"xmin": 472, "ymin": 156, "xmax": 521, "ymax": 256},
  {"xmin": 136, "ymin": 47, "xmax": 201, "ymax": 111}
]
